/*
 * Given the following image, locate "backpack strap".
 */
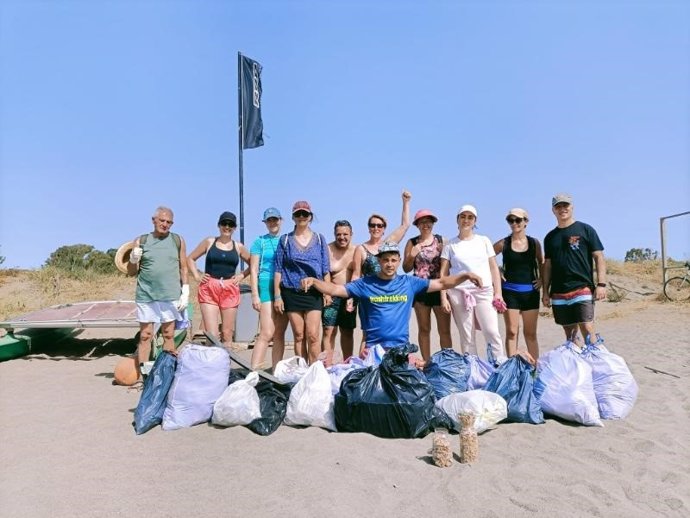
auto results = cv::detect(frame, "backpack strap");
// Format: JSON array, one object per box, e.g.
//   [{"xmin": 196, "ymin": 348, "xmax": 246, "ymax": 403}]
[{"xmin": 139, "ymin": 232, "xmax": 181, "ymax": 252}]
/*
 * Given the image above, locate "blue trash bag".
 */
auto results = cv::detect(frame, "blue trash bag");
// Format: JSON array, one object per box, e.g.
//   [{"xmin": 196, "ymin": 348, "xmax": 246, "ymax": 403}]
[
  {"xmin": 466, "ymin": 354, "xmax": 495, "ymax": 390},
  {"xmin": 423, "ymin": 348, "xmax": 471, "ymax": 399},
  {"xmin": 334, "ymin": 343, "xmax": 439, "ymax": 438},
  {"xmin": 133, "ymin": 351, "xmax": 177, "ymax": 435},
  {"xmin": 484, "ymin": 355, "xmax": 544, "ymax": 424},
  {"xmin": 581, "ymin": 337, "xmax": 638, "ymax": 420}
]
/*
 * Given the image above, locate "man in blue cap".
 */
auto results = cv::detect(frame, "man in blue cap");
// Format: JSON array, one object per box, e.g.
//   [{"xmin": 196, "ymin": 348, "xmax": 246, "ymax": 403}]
[{"xmin": 302, "ymin": 241, "xmax": 482, "ymax": 358}]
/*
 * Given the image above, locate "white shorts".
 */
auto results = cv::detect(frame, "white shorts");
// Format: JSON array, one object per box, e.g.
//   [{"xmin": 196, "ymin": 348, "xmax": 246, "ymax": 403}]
[{"xmin": 136, "ymin": 301, "xmax": 181, "ymax": 323}]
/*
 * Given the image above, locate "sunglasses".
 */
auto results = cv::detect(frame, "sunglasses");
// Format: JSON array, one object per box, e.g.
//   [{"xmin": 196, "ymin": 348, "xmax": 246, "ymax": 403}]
[
  {"xmin": 293, "ymin": 210, "xmax": 311, "ymax": 218},
  {"xmin": 219, "ymin": 221, "xmax": 236, "ymax": 228},
  {"xmin": 506, "ymin": 217, "xmax": 524, "ymax": 224},
  {"xmin": 368, "ymin": 223, "xmax": 385, "ymax": 229}
]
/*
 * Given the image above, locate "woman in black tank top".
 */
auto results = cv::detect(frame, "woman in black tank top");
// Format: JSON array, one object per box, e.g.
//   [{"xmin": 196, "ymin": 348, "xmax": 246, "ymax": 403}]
[
  {"xmin": 186, "ymin": 211, "xmax": 251, "ymax": 349},
  {"xmin": 493, "ymin": 208, "xmax": 544, "ymax": 363}
]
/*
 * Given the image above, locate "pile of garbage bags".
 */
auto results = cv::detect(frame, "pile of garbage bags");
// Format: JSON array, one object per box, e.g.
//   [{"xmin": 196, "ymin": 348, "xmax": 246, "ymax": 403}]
[{"xmin": 132, "ymin": 336, "xmax": 637, "ymax": 437}]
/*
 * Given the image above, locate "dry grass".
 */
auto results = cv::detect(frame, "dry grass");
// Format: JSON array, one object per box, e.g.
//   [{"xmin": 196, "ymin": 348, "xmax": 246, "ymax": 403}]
[
  {"xmin": 0, "ymin": 268, "xmax": 134, "ymax": 322},
  {"xmin": 0, "ymin": 259, "xmax": 679, "ymax": 326}
]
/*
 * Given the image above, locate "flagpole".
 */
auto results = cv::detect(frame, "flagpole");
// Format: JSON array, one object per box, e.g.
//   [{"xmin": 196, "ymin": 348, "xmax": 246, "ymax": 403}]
[{"xmin": 237, "ymin": 51, "xmax": 246, "ymax": 252}]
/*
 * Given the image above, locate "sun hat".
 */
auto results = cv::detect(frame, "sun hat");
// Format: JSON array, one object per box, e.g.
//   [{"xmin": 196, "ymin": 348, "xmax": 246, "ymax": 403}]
[
  {"xmin": 507, "ymin": 208, "xmax": 529, "ymax": 219},
  {"xmin": 376, "ymin": 241, "xmax": 400, "ymax": 256},
  {"xmin": 457, "ymin": 204, "xmax": 478, "ymax": 218},
  {"xmin": 413, "ymin": 209, "xmax": 438, "ymax": 225},
  {"xmin": 262, "ymin": 207, "xmax": 282, "ymax": 221},
  {"xmin": 552, "ymin": 193, "xmax": 572, "ymax": 206},
  {"xmin": 292, "ymin": 201, "xmax": 312, "ymax": 214},
  {"xmin": 114, "ymin": 241, "xmax": 135, "ymax": 274},
  {"xmin": 217, "ymin": 211, "xmax": 237, "ymax": 225}
]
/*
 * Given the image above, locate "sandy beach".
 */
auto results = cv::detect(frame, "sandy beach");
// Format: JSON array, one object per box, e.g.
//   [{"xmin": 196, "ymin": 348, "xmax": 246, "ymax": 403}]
[{"xmin": 1, "ymin": 297, "xmax": 688, "ymax": 518}]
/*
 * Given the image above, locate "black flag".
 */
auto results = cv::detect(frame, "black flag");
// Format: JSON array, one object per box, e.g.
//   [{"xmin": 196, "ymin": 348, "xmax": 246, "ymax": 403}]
[{"xmin": 240, "ymin": 54, "xmax": 264, "ymax": 149}]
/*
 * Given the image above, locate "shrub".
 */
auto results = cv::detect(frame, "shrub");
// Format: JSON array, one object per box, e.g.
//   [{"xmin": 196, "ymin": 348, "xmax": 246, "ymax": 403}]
[{"xmin": 625, "ymin": 248, "xmax": 659, "ymax": 262}]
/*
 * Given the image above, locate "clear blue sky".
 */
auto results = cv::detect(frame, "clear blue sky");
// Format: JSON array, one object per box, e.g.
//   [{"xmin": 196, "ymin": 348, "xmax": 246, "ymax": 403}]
[{"xmin": 1, "ymin": 0, "xmax": 688, "ymax": 269}]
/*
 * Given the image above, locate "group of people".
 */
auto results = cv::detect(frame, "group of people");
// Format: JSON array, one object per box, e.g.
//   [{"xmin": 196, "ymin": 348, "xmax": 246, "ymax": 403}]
[{"xmin": 127, "ymin": 191, "xmax": 607, "ymax": 376}]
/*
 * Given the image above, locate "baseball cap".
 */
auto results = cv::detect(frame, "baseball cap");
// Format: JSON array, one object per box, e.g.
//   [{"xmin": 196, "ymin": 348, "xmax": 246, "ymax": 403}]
[
  {"xmin": 507, "ymin": 208, "xmax": 529, "ymax": 219},
  {"xmin": 552, "ymin": 193, "xmax": 573, "ymax": 206},
  {"xmin": 217, "ymin": 211, "xmax": 237, "ymax": 225},
  {"xmin": 413, "ymin": 209, "xmax": 438, "ymax": 225},
  {"xmin": 262, "ymin": 207, "xmax": 282, "ymax": 221},
  {"xmin": 457, "ymin": 204, "xmax": 478, "ymax": 217},
  {"xmin": 376, "ymin": 241, "xmax": 400, "ymax": 256},
  {"xmin": 292, "ymin": 200, "xmax": 312, "ymax": 214}
]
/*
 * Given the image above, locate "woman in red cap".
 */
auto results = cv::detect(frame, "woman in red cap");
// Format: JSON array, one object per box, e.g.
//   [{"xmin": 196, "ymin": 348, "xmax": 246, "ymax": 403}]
[
  {"xmin": 274, "ymin": 201, "xmax": 331, "ymax": 364},
  {"xmin": 402, "ymin": 209, "xmax": 451, "ymax": 360},
  {"xmin": 493, "ymin": 208, "xmax": 544, "ymax": 363},
  {"xmin": 187, "ymin": 211, "xmax": 250, "ymax": 350}
]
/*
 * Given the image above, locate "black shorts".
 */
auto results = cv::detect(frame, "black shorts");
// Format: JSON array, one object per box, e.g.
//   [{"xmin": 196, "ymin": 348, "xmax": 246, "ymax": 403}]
[
  {"xmin": 322, "ymin": 296, "xmax": 357, "ymax": 329},
  {"xmin": 503, "ymin": 289, "xmax": 540, "ymax": 311},
  {"xmin": 413, "ymin": 290, "xmax": 441, "ymax": 307},
  {"xmin": 281, "ymin": 287, "xmax": 323, "ymax": 313},
  {"xmin": 552, "ymin": 301, "xmax": 595, "ymax": 326}
]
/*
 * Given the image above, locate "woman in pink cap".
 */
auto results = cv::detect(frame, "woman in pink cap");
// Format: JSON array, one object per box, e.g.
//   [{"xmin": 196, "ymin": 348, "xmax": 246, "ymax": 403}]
[
  {"xmin": 493, "ymin": 208, "xmax": 543, "ymax": 363},
  {"xmin": 402, "ymin": 209, "xmax": 451, "ymax": 360},
  {"xmin": 274, "ymin": 201, "xmax": 331, "ymax": 364},
  {"xmin": 440, "ymin": 204, "xmax": 506, "ymax": 365}
]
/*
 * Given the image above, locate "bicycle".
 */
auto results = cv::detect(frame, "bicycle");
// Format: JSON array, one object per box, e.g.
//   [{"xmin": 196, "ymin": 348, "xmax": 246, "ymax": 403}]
[{"xmin": 663, "ymin": 261, "xmax": 690, "ymax": 302}]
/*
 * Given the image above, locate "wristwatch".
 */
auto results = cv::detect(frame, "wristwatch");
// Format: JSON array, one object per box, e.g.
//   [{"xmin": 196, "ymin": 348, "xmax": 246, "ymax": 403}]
[{"xmin": 596, "ymin": 283, "xmax": 607, "ymax": 288}]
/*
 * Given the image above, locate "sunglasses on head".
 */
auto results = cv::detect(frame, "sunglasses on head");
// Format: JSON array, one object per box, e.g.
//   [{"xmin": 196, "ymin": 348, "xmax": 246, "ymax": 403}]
[
  {"xmin": 219, "ymin": 220, "xmax": 236, "ymax": 228},
  {"xmin": 368, "ymin": 222, "xmax": 385, "ymax": 229},
  {"xmin": 506, "ymin": 217, "xmax": 524, "ymax": 224},
  {"xmin": 293, "ymin": 210, "xmax": 311, "ymax": 218}
]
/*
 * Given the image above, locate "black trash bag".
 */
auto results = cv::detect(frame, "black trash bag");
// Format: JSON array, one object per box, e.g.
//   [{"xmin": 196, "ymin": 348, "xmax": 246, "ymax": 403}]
[
  {"xmin": 246, "ymin": 378, "xmax": 292, "ymax": 436},
  {"xmin": 133, "ymin": 351, "xmax": 177, "ymax": 435},
  {"xmin": 423, "ymin": 348, "xmax": 471, "ymax": 399},
  {"xmin": 484, "ymin": 355, "xmax": 544, "ymax": 424},
  {"xmin": 334, "ymin": 343, "xmax": 438, "ymax": 438}
]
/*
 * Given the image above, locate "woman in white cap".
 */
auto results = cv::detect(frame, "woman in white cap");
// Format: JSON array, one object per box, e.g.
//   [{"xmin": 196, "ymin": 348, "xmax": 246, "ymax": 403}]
[
  {"xmin": 440, "ymin": 205, "xmax": 506, "ymax": 365},
  {"xmin": 187, "ymin": 211, "xmax": 250, "ymax": 350},
  {"xmin": 402, "ymin": 209, "xmax": 452, "ymax": 360},
  {"xmin": 249, "ymin": 207, "xmax": 289, "ymax": 369},
  {"xmin": 493, "ymin": 208, "xmax": 544, "ymax": 363},
  {"xmin": 274, "ymin": 201, "xmax": 331, "ymax": 364}
]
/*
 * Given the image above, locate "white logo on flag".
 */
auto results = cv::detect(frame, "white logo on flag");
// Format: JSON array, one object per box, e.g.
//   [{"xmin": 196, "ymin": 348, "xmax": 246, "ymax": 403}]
[{"xmin": 252, "ymin": 63, "xmax": 261, "ymax": 109}]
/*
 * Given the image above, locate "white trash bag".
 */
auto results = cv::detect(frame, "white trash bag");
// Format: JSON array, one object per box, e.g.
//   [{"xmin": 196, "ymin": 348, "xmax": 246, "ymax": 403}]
[
  {"xmin": 436, "ymin": 390, "xmax": 508, "ymax": 434},
  {"xmin": 284, "ymin": 361, "xmax": 336, "ymax": 431},
  {"xmin": 581, "ymin": 338, "xmax": 638, "ymax": 420},
  {"xmin": 212, "ymin": 371, "xmax": 262, "ymax": 427},
  {"xmin": 274, "ymin": 355, "xmax": 309, "ymax": 384},
  {"xmin": 537, "ymin": 343, "xmax": 603, "ymax": 427},
  {"xmin": 162, "ymin": 344, "xmax": 230, "ymax": 431}
]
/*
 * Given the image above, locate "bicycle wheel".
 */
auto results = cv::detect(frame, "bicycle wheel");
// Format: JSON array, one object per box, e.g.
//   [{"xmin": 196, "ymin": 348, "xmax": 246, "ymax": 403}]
[{"xmin": 663, "ymin": 277, "xmax": 690, "ymax": 302}]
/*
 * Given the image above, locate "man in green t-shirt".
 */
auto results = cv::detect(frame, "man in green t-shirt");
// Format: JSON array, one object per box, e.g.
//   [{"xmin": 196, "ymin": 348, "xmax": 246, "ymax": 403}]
[{"xmin": 127, "ymin": 206, "xmax": 188, "ymax": 375}]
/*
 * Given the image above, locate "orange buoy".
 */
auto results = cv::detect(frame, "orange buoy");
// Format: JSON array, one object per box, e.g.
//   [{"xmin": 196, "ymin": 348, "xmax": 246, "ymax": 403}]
[{"xmin": 113, "ymin": 356, "xmax": 139, "ymax": 386}]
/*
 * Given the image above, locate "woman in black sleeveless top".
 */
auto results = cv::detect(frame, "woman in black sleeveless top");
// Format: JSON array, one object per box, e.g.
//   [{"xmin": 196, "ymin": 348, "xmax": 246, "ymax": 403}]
[
  {"xmin": 187, "ymin": 211, "xmax": 250, "ymax": 349},
  {"xmin": 493, "ymin": 208, "xmax": 544, "ymax": 363}
]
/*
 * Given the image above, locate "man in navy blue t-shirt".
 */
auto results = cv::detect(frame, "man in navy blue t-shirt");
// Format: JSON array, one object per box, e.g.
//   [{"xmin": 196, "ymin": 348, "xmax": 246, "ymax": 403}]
[{"xmin": 302, "ymin": 242, "xmax": 482, "ymax": 357}]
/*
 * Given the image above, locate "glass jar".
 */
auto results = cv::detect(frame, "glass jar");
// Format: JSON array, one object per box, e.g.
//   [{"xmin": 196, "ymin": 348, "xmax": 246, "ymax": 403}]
[
  {"xmin": 432, "ymin": 427, "xmax": 452, "ymax": 467},
  {"xmin": 458, "ymin": 413, "xmax": 479, "ymax": 463}
]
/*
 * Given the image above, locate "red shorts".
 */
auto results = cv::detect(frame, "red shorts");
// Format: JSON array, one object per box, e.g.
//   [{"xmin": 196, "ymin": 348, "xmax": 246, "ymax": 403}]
[{"xmin": 197, "ymin": 278, "xmax": 241, "ymax": 309}]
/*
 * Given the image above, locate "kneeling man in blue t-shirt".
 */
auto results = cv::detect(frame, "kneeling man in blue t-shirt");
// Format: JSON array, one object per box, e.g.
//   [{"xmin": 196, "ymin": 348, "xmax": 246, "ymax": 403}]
[{"xmin": 301, "ymin": 241, "xmax": 482, "ymax": 359}]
